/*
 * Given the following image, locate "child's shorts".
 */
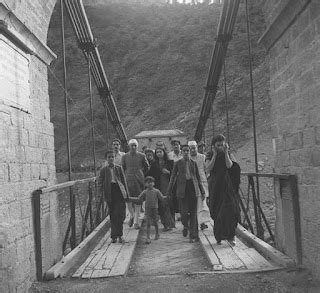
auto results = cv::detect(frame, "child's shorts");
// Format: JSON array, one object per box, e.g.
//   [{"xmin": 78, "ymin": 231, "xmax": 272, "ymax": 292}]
[{"xmin": 145, "ymin": 208, "xmax": 159, "ymax": 224}]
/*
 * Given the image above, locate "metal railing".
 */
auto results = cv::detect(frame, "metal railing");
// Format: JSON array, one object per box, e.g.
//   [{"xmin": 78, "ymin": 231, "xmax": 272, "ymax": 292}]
[
  {"xmin": 238, "ymin": 172, "xmax": 298, "ymax": 245},
  {"xmin": 33, "ymin": 176, "xmax": 108, "ymax": 280}
]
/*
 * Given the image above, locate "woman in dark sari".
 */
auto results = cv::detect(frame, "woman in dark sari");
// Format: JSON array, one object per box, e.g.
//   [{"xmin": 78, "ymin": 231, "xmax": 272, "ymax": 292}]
[
  {"xmin": 206, "ymin": 134, "xmax": 241, "ymax": 246},
  {"xmin": 147, "ymin": 147, "xmax": 175, "ymax": 230}
]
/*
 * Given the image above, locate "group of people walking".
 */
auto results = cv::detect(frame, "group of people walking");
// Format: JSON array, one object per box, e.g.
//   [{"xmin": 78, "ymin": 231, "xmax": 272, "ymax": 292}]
[{"xmin": 98, "ymin": 134, "xmax": 241, "ymax": 246}]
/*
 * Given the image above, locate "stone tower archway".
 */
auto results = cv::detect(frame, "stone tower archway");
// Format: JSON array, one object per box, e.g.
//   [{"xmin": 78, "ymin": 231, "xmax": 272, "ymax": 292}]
[{"xmin": 0, "ymin": 1, "xmax": 59, "ymax": 291}]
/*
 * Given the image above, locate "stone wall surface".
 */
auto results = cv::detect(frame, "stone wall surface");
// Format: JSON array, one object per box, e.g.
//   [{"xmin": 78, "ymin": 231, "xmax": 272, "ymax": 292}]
[
  {"xmin": 263, "ymin": 0, "xmax": 320, "ymax": 278},
  {"xmin": 0, "ymin": 0, "xmax": 57, "ymax": 292}
]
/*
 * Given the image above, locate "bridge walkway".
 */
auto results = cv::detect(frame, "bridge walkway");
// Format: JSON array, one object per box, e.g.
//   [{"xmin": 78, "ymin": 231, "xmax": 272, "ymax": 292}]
[{"xmin": 70, "ymin": 215, "xmax": 281, "ymax": 279}]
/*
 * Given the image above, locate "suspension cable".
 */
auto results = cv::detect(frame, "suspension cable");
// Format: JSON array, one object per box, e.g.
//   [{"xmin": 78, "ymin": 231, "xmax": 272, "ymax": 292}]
[
  {"xmin": 60, "ymin": 0, "xmax": 72, "ymax": 181},
  {"xmin": 88, "ymin": 59, "xmax": 97, "ymax": 176},
  {"xmin": 223, "ymin": 60, "xmax": 230, "ymax": 147},
  {"xmin": 245, "ymin": 0, "xmax": 263, "ymax": 239}
]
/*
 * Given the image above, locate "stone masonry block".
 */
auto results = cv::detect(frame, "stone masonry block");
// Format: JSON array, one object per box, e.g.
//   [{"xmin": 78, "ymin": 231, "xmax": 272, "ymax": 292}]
[
  {"xmin": 40, "ymin": 164, "xmax": 48, "ymax": 180},
  {"xmin": 316, "ymin": 126, "xmax": 320, "ymax": 144},
  {"xmin": 303, "ymin": 127, "xmax": 316, "ymax": 147},
  {"xmin": 31, "ymin": 164, "xmax": 40, "ymax": 180},
  {"xmin": 289, "ymin": 149, "xmax": 312, "ymax": 167},
  {"xmin": 42, "ymin": 149, "xmax": 54, "ymax": 164},
  {"xmin": 292, "ymin": 6, "xmax": 311, "ymax": 40},
  {"xmin": 280, "ymin": 115, "xmax": 299, "ymax": 135},
  {"xmin": 22, "ymin": 164, "xmax": 31, "ymax": 181},
  {"xmin": 23, "ymin": 115, "xmax": 36, "ymax": 131},
  {"xmin": 300, "ymin": 167, "xmax": 320, "ymax": 185},
  {"xmin": 28, "ymin": 131, "xmax": 39, "ymax": 148},
  {"xmin": 8, "ymin": 163, "xmax": 22, "ymax": 182},
  {"xmin": 279, "ymin": 151, "xmax": 290, "ymax": 167},
  {"xmin": 285, "ymin": 132, "xmax": 303, "ymax": 150},
  {"xmin": 0, "ymin": 163, "xmax": 9, "ymax": 184},
  {"xmin": 0, "ymin": 204, "xmax": 9, "ymax": 223},
  {"xmin": 297, "ymin": 24, "xmax": 316, "ymax": 52},
  {"xmin": 14, "ymin": 146, "xmax": 26, "ymax": 163},
  {"xmin": 25, "ymin": 146, "xmax": 42, "ymax": 163},
  {"xmin": 298, "ymin": 69, "xmax": 315, "ymax": 94},
  {"xmin": 280, "ymin": 98, "xmax": 297, "ymax": 117},
  {"xmin": 311, "ymin": 146, "xmax": 320, "ymax": 166},
  {"xmin": 0, "ymin": 124, "xmax": 9, "ymax": 147},
  {"xmin": 20, "ymin": 200, "xmax": 32, "ymax": 220},
  {"xmin": 308, "ymin": 108, "xmax": 320, "ymax": 127},
  {"xmin": 310, "ymin": 0, "xmax": 320, "ymax": 21}
]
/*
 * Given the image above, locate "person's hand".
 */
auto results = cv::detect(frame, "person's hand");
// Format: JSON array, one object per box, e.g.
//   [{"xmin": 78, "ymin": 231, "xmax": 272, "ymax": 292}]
[
  {"xmin": 223, "ymin": 143, "xmax": 229, "ymax": 153},
  {"xmin": 162, "ymin": 168, "xmax": 170, "ymax": 175},
  {"xmin": 211, "ymin": 147, "xmax": 217, "ymax": 159}
]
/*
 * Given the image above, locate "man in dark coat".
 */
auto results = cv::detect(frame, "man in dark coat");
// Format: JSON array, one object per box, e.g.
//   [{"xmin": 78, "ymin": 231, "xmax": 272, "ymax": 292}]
[
  {"xmin": 167, "ymin": 145, "xmax": 205, "ymax": 242},
  {"xmin": 98, "ymin": 150, "xmax": 129, "ymax": 243}
]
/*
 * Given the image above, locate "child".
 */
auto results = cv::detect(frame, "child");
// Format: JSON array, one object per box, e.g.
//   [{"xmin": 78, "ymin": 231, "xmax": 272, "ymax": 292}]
[{"xmin": 128, "ymin": 176, "xmax": 167, "ymax": 244}]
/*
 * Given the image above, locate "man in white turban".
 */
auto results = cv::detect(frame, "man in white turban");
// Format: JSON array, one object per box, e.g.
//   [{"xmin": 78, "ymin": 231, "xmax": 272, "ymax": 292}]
[{"xmin": 121, "ymin": 139, "xmax": 149, "ymax": 229}]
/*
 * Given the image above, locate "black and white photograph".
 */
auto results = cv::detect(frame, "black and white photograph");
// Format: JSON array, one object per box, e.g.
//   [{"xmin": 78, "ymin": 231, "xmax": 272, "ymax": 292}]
[{"xmin": 0, "ymin": 0, "xmax": 320, "ymax": 292}]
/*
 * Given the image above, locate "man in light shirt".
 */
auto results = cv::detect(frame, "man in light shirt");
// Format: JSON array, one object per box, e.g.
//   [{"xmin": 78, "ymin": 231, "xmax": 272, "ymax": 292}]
[
  {"xmin": 112, "ymin": 138, "xmax": 125, "ymax": 166},
  {"xmin": 168, "ymin": 140, "xmax": 182, "ymax": 162}
]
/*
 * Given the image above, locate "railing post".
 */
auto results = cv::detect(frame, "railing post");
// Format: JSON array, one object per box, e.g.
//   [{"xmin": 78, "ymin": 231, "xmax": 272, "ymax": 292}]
[
  {"xmin": 249, "ymin": 176, "xmax": 264, "ymax": 239},
  {"xmin": 289, "ymin": 175, "xmax": 302, "ymax": 266},
  {"xmin": 32, "ymin": 190, "xmax": 43, "ymax": 281}
]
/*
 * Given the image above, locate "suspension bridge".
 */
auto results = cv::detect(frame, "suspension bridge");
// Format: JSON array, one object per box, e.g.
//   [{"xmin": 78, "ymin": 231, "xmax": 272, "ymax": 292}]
[{"xmin": 29, "ymin": 0, "xmax": 302, "ymax": 285}]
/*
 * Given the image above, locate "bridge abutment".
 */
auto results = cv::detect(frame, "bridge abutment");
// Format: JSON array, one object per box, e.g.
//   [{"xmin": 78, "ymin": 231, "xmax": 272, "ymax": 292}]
[
  {"xmin": 0, "ymin": 1, "xmax": 58, "ymax": 291},
  {"xmin": 261, "ymin": 0, "xmax": 320, "ymax": 279}
]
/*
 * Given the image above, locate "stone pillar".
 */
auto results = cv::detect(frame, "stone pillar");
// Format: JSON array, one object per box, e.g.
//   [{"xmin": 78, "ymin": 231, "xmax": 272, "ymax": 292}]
[
  {"xmin": 0, "ymin": 1, "xmax": 57, "ymax": 291},
  {"xmin": 260, "ymin": 0, "xmax": 320, "ymax": 278}
]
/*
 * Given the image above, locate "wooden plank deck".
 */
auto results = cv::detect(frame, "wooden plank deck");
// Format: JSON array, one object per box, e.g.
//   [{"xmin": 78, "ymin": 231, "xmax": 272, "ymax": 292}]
[
  {"xmin": 129, "ymin": 221, "xmax": 210, "ymax": 276},
  {"xmin": 72, "ymin": 217, "xmax": 139, "ymax": 279},
  {"xmin": 72, "ymin": 214, "xmax": 283, "ymax": 279},
  {"xmin": 199, "ymin": 220, "xmax": 281, "ymax": 272}
]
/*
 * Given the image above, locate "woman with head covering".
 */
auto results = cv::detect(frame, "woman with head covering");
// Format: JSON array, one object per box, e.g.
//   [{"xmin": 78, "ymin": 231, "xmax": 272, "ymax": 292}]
[
  {"xmin": 205, "ymin": 134, "xmax": 241, "ymax": 246},
  {"xmin": 147, "ymin": 147, "xmax": 175, "ymax": 230}
]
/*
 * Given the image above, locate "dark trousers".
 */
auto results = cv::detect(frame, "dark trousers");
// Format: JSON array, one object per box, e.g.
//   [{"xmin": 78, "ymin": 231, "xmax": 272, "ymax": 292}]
[
  {"xmin": 109, "ymin": 183, "xmax": 126, "ymax": 239},
  {"xmin": 179, "ymin": 180, "xmax": 198, "ymax": 239}
]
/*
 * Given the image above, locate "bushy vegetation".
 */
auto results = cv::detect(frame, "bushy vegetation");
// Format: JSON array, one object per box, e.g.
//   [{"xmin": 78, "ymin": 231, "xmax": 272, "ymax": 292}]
[{"xmin": 48, "ymin": 1, "xmax": 269, "ymax": 169}]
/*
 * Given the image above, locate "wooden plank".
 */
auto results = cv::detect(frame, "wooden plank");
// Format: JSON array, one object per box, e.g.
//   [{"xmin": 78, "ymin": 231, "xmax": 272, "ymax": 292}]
[
  {"xmin": 236, "ymin": 224, "xmax": 295, "ymax": 268},
  {"xmin": 102, "ymin": 242, "xmax": 123, "ymax": 270},
  {"xmin": 45, "ymin": 217, "xmax": 109, "ymax": 280},
  {"xmin": 85, "ymin": 246, "xmax": 110, "ymax": 270},
  {"xmin": 108, "ymin": 229, "xmax": 139, "ymax": 277},
  {"xmin": 231, "ymin": 246, "xmax": 260, "ymax": 270},
  {"xmin": 81, "ymin": 268, "xmax": 93, "ymax": 279},
  {"xmin": 233, "ymin": 236, "xmax": 249, "ymax": 250},
  {"xmin": 72, "ymin": 230, "xmax": 111, "ymax": 278},
  {"xmin": 108, "ymin": 242, "xmax": 136, "ymax": 277},
  {"xmin": 199, "ymin": 232, "xmax": 221, "ymax": 267},
  {"xmin": 212, "ymin": 242, "xmax": 246, "ymax": 270},
  {"xmin": 90, "ymin": 269, "xmax": 111, "ymax": 278},
  {"xmin": 40, "ymin": 176, "xmax": 96, "ymax": 194},
  {"xmin": 245, "ymin": 248, "xmax": 274, "ymax": 268}
]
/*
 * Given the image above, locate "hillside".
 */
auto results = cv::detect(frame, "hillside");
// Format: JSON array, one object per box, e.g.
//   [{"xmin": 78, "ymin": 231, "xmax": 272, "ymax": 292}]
[{"xmin": 47, "ymin": 0, "xmax": 271, "ymax": 170}]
